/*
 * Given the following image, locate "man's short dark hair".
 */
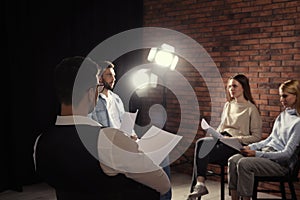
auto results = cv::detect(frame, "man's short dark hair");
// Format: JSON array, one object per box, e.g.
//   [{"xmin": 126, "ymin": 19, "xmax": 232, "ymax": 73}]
[{"xmin": 54, "ymin": 56, "xmax": 99, "ymax": 106}]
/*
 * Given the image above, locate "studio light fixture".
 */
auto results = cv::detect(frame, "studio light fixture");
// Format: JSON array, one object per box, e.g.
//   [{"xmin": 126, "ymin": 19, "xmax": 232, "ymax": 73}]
[{"xmin": 147, "ymin": 43, "xmax": 178, "ymax": 70}]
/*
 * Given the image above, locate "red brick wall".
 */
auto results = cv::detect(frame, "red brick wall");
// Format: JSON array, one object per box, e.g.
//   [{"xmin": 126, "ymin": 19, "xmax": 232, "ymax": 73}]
[{"xmin": 143, "ymin": 0, "xmax": 300, "ymax": 198}]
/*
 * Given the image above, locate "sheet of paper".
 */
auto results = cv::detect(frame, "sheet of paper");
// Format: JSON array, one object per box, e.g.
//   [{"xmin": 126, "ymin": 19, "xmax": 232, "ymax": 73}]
[
  {"xmin": 201, "ymin": 118, "xmax": 223, "ymax": 139},
  {"xmin": 120, "ymin": 110, "xmax": 138, "ymax": 136},
  {"xmin": 201, "ymin": 118, "xmax": 242, "ymax": 151},
  {"xmin": 137, "ymin": 126, "xmax": 183, "ymax": 165},
  {"xmin": 220, "ymin": 137, "xmax": 243, "ymax": 152}
]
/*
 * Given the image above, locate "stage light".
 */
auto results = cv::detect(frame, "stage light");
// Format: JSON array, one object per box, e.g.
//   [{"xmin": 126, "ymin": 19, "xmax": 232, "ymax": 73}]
[{"xmin": 147, "ymin": 43, "xmax": 178, "ymax": 70}]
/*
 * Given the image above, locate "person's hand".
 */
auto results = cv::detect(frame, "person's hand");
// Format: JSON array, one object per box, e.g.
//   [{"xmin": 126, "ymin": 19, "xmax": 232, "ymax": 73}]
[
  {"xmin": 241, "ymin": 146, "xmax": 250, "ymax": 150},
  {"xmin": 241, "ymin": 148, "xmax": 255, "ymax": 157},
  {"xmin": 130, "ymin": 133, "xmax": 138, "ymax": 141}
]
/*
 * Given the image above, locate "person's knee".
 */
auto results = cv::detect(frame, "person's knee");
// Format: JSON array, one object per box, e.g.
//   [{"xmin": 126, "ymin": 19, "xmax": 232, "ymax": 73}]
[
  {"xmin": 228, "ymin": 154, "xmax": 242, "ymax": 166},
  {"xmin": 228, "ymin": 155, "xmax": 235, "ymax": 164},
  {"xmin": 195, "ymin": 139, "xmax": 204, "ymax": 148},
  {"xmin": 237, "ymin": 157, "xmax": 251, "ymax": 172}
]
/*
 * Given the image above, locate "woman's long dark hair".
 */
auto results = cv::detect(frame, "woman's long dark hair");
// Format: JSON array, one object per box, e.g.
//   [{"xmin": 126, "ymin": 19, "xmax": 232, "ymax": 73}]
[{"xmin": 226, "ymin": 74, "xmax": 256, "ymax": 106}]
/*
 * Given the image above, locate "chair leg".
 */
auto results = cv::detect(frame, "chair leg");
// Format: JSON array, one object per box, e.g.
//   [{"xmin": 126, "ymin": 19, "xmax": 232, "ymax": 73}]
[
  {"xmin": 279, "ymin": 181, "xmax": 286, "ymax": 200},
  {"xmin": 252, "ymin": 179, "xmax": 258, "ymax": 200},
  {"xmin": 288, "ymin": 181, "xmax": 297, "ymax": 200},
  {"xmin": 220, "ymin": 165, "xmax": 225, "ymax": 200}
]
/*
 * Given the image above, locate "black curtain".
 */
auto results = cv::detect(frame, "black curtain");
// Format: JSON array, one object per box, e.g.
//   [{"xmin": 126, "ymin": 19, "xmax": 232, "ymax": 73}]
[{"xmin": 3, "ymin": 0, "xmax": 143, "ymax": 192}]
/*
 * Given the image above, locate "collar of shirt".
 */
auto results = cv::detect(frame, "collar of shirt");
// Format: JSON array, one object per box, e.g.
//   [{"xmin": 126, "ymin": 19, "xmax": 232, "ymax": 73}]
[
  {"xmin": 99, "ymin": 90, "xmax": 113, "ymax": 100},
  {"xmin": 286, "ymin": 108, "xmax": 298, "ymax": 116}
]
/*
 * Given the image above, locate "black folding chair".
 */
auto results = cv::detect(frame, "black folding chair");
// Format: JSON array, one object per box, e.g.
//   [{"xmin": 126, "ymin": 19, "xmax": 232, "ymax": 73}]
[{"xmin": 252, "ymin": 150, "xmax": 300, "ymax": 200}]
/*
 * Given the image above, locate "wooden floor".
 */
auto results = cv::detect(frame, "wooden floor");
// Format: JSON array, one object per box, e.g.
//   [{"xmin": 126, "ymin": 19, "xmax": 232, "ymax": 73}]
[{"xmin": 0, "ymin": 171, "xmax": 280, "ymax": 200}]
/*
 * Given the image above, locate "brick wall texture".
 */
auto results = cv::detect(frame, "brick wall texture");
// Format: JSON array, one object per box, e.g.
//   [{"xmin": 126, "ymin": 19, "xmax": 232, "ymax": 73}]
[{"xmin": 142, "ymin": 0, "xmax": 300, "ymax": 198}]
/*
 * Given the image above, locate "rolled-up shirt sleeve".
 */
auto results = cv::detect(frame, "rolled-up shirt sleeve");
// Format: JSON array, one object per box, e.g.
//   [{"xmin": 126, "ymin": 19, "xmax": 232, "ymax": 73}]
[{"xmin": 98, "ymin": 127, "xmax": 171, "ymax": 195}]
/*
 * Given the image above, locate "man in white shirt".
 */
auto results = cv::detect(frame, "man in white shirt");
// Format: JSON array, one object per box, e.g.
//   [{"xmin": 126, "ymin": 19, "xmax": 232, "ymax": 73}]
[
  {"xmin": 90, "ymin": 61, "xmax": 138, "ymax": 138},
  {"xmin": 90, "ymin": 61, "xmax": 172, "ymax": 200}
]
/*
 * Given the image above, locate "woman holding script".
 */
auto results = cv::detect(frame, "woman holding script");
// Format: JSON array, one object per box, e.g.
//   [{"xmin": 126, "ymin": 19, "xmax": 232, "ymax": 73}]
[
  {"xmin": 228, "ymin": 80, "xmax": 300, "ymax": 200},
  {"xmin": 187, "ymin": 74, "xmax": 262, "ymax": 200}
]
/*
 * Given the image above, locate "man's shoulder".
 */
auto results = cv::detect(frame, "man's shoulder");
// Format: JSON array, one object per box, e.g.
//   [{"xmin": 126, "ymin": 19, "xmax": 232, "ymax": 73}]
[{"xmin": 95, "ymin": 95, "xmax": 107, "ymax": 108}]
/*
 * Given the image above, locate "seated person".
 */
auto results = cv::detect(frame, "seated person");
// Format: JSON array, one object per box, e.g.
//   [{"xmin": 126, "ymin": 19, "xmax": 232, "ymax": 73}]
[
  {"xmin": 187, "ymin": 74, "xmax": 262, "ymax": 200},
  {"xmin": 228, "ymin": 80, "xmax": 300, "ymax": 200},
  {"xmin": 90, "ymin": 61, "xmax": 172, "ymax": 200},
  {"xmin": 89, "ymin": 61, "xmax": 127, "ymax": 130},
  {"xmin": 34, "ymin": 56, "xmax": 170, "ymax": 200}
]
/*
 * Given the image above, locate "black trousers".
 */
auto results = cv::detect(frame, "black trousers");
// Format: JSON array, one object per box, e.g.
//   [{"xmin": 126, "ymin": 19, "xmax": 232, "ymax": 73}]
[{"xmin": 190, "ymin": 139, "xmax": 238, "ymax": 192}]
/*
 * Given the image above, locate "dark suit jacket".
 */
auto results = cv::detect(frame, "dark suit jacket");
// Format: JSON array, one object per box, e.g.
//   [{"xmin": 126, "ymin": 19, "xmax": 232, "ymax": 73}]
[{"xmin": 35, "ymin": 124, "xmax": 159, "ymax": 200}]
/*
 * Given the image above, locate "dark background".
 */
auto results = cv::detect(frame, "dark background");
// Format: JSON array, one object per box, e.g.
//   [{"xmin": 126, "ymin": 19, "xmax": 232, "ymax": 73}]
[{"xmin": 4, "ymin": 0, "xmax": 143, "ymax": 192}]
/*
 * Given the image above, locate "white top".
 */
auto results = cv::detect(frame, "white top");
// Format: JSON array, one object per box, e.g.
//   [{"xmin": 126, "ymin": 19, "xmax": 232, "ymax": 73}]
[{"xmin": 100, "ymin": 92, "xmax": 121, "ymax": 129}]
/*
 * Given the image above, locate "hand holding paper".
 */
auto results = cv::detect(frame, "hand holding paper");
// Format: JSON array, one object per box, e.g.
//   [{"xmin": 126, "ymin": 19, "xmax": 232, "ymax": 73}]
[
  {"xmin": 201, "ymin": 118, "xmax": 242, "ymax": 151},
  {"xmin": 120, "ymin": 110, "xmax": 182, "ymax": 165},
  {"xmin": 120, "ymin": 110, "xmax": 139, "ymax": 136},
  {"xmin": 137, "ymin": 126, "xmax": 182, "ymax": 166},
  {"xmin": 201, "ymin": 118, "xmax": 223, "ymax": 139}
]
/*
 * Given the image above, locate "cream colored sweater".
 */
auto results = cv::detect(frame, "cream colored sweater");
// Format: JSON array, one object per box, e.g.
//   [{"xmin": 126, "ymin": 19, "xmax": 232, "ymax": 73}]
[{"xmin": 217, "ymin": 100, "xmax": 262, "ymax": 145}]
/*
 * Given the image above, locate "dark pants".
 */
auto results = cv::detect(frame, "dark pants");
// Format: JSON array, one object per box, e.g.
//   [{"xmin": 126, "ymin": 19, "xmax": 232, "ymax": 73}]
[
  {"xmin": 160, "ymin": 156, "xmax": 172, "ymax": 200},
  {"xmin": 190, "ymin": 138, "xmax": 238, "ymax": 192}
]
